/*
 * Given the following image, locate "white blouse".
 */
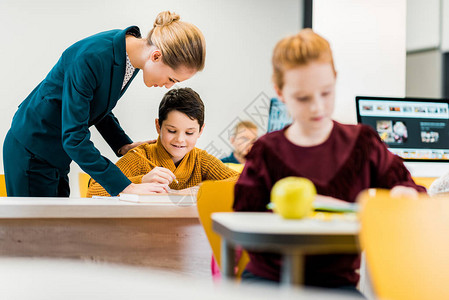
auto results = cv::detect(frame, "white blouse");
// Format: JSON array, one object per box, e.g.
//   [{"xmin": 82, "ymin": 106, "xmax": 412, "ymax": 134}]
[{"xmin": 121, "ymin": 53, "xmax": 136, "ymax": 91}]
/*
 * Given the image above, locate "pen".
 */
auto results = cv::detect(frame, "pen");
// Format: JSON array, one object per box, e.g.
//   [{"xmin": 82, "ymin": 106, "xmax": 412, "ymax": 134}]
[{"xmin": 131, "ymin": 149, "xmax": 179, "ymax": 184}]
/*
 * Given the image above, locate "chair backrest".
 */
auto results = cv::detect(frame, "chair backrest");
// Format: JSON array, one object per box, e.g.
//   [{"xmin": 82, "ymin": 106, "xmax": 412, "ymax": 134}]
[
  {"xmin": 223, "ymin": 163, "xmax": 244, "ymax": 173},
  {"xmin": 197, "ymin": 180, "xmax": 249, "ymax": 276},
  {"xmin": 359, "ymin": 189, "xmax": 449, "ymax": 300},
  {"xmin": 0, "ymin": 175, "xmax": 6, "ymax": 197},
  {"xmin": 412, "ymin": 176, "xmax": 436, "ymax": 189},
  {"xmin": 78, "ymin": 173, "xmax": 91, "ymax": 198}
]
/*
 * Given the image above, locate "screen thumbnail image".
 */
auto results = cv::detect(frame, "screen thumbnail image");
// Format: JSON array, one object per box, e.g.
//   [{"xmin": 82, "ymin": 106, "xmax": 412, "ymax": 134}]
[
  {"xmin": 389, "ymin": 106, "xmax": 401, "ymax": 112},
  {"xmin": 403, "ymin": 106, "xmax": 412, "ymax": 112},
  {"xmin": 376, "ymin": 120, "xmax": 408, "ymax": 144},
  {"xmin": 414, "ymin": 107, "xmax": 426, "ymax": 113},
  {"xmin": 421, "ymin": 131, "xmax": 439, "ymax": 143},
  {"xmin": 428, "ymin": 106, "xmax": 438, "ymax": 113}
]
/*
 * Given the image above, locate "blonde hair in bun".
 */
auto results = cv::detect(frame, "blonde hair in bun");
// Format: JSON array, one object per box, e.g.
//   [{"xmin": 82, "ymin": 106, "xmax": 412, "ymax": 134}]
[
  {"xmin": 147, "ymin": 11, "xmax": 206, "ymax": 71},
  {"xmin": 153, "ymin": 11, "xmax": 180, "ymax": 27}
]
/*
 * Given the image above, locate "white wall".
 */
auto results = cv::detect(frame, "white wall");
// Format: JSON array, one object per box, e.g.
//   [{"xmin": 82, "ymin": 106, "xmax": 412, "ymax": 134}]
[
  {"xmin": 407, "ymin": 0, "xmax": 440, "ymax": 52},
  {"xmin": 406, "ymin": 0, "xmax": 443, "ymax": 99},
  {"xmin": 0, "ymin": 0, "xmax": 301, "ymax": 197},
  {"xmin": 313, "ymin": 0, "xmax": 407, "ymax": 125},
  {"xmin": 440, "ymin": 0, "xmax": 449, "ymax": 52},
  {"xmin": 313, "ymin": 0, "xmax": 449, "ymax": 178}
]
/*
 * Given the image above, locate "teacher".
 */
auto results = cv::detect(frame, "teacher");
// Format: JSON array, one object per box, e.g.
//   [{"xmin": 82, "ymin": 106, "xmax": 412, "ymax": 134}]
[{"xmin": 3, "ymin": 11, "xmax": 205, "ymax": 197}]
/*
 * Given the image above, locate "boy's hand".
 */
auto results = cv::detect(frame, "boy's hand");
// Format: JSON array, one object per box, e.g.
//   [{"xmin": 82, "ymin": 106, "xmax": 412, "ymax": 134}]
[
  {"xmin": 142, "ymin": 167, "xmax": 177, "ymax": 185},
  {"xmin": 121, "ymin": 182, "xmax": 169, "ymax": 194}
]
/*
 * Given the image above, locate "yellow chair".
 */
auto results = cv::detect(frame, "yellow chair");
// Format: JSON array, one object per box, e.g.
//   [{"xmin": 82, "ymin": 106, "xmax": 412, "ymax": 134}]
[
  {"xmin": 359, "ymin": 189, "xmax": 449, "ymax": 300},
  {"xmin": 223, "ymin": 163, "xmax": 244, "ymax": 173},
  {"xmin": 197, "ymin": 180, "xmax": 249, "ymax": 278},
  {"xmin": 78, "ymin": 172, "xmax": 91, "ymax": 198},
  {"xmin": 412, "ymin": 176, "xmax": 436, "ymax": 189},
  {"xmin": 0, "ymin": 175, "xmax": 7, "ymax": 197}
]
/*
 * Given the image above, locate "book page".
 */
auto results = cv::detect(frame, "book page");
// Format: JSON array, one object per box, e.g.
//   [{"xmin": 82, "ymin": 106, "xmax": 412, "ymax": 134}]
[{"xmin": 119, "ymin": 186, "xmax": 199, "ymax": 205}]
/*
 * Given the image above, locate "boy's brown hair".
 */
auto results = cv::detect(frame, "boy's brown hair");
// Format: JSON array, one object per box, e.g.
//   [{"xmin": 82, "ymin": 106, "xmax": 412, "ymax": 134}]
[{"xmin": 158, "ymin": 88, "xmax": 205, "ymax": 128}]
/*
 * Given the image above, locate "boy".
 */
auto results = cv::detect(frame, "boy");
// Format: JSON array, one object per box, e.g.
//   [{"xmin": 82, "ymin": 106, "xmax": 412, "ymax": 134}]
[
  {"xmin": 221, "ymin": 121, "xmax": 258, "ymax": 164},
  {"xmin": 87, "ymin": 88, "xmax": 239, "ymax": 197}
]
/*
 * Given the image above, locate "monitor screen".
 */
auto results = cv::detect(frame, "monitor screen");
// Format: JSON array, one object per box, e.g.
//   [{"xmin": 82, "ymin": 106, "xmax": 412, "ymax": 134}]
[
  {"xmin": 267, "ymin": 98, "xmax": 292, "ymax": 133},
  {"xmin": 356, "ymin": 96, "xmax": 449, "ymax": 162}
]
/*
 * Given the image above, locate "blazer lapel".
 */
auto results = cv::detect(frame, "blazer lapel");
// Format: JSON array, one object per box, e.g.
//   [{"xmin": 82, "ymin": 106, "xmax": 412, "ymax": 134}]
[{"xmin": 108, "ymin": 26, "xmax": 141, "ymax": 112}]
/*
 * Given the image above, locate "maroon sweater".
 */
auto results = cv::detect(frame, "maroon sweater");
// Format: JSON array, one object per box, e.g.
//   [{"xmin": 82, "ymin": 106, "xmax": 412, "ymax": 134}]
[{"xmin": 233, "ymin": 121, "xmax": 425, "ymax": 287}]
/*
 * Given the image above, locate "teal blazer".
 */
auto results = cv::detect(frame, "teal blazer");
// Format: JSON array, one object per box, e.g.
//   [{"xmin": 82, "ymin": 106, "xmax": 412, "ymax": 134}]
[{"xmin": 10, "ymin": 26, "xmax": 142, "ymax": 196}]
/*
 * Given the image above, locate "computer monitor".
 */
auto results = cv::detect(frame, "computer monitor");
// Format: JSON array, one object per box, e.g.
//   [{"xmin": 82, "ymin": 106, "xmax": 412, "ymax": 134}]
[
  {"xmin": 355, "ymin": 96, "xmax": 449, "ymax": 162},
  {"xmin": 267, "ymin": 98, "xmax": 292, "ymax": 133}
]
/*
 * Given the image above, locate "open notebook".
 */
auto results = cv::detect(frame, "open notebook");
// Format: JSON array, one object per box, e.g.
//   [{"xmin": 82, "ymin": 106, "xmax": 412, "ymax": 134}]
[
  {"xmin": 119, "ymin": 187, "xmax": 198, "ymax": 205},
  {"xmin": 265, "ymin": 197, "xmax": 358, "ymax": 213},
  {"xmin": 313, "ymin": 198, "xmax": 359, "ymax": 213}
]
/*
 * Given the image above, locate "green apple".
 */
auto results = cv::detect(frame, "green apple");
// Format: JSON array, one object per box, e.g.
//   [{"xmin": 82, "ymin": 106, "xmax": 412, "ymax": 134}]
[{"xmin": 270, "ymin": 177, "xmax": 316, "ymax": 219}]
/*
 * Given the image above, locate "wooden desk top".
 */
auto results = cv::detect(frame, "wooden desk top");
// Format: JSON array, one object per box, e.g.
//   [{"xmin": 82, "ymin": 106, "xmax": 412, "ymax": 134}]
[{"xmin": 0, "ymin": 197, "xmax": 198, "ymax": 219}]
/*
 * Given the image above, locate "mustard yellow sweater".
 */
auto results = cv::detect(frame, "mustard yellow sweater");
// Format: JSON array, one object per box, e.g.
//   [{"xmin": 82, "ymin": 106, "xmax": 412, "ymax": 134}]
[{"xmin": 87, "ymin": 138, "xmax": 240, "ymax": 197}]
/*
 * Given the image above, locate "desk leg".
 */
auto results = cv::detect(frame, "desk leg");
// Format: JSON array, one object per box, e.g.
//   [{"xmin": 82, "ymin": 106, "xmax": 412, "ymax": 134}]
[
  {"xmin": 281, "ymin": 253, "xmax": 304, "ymax": 286},
  {"xmin": 220, "ymin": 239, "xmax": 235, "ymax": 279}
]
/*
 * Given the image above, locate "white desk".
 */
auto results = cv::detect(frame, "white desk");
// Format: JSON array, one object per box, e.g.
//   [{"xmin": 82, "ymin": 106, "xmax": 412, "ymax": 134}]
[
  {"xmin": 212, "ymin": 212, "xmax": 360, "ymax": 285},
  {"xmin": 0, "ymin": 258, "xmax": 365, "ymax": 300},
  {"xmin": 0, "ymin": 197, "xmax": 211, "ymax": 277}
]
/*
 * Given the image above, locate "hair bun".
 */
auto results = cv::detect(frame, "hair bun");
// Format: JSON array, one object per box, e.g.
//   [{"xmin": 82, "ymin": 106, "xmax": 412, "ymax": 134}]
[{"xmin": 154, "ymin": 11, "xmax": 180, "ymax": 27}]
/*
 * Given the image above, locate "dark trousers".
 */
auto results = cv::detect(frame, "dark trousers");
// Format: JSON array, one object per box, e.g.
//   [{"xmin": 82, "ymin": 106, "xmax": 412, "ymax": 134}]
[{"xmin": 3, "ymin": 130, "xmax": 70, "ymax": 197}]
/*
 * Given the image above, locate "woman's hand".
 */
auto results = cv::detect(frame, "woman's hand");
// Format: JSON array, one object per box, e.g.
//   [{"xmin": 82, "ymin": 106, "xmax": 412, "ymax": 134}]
[
  {"xmin": 142, "ymin": 167, "xmax": 177, "ymax": 185},
  {"xmin": 390, "ymin": 185, "xmax": 419, "ymax": 198},
  {"xmin": 121, "ymin": 182, "xmax": 168, "ymax": 194},
  {"xmin": 118, "ymin": 139, "xmax": 157, "ymax": 155}
]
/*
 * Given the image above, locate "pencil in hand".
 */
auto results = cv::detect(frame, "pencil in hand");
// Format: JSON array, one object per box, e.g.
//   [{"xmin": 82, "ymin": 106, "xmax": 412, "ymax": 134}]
[{"xmin": 131, "ymin": 149, "xmax": 179, "ymax": 184}]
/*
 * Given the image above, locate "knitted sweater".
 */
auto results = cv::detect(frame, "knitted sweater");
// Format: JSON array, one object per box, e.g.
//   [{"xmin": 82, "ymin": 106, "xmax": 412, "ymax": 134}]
[{"xmin": 87, "ymin": 138, "xmax": 240, "ymax": 197}]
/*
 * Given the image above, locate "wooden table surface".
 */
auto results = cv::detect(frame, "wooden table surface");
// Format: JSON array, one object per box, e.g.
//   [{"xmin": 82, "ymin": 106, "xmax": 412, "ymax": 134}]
[{"xmin": 0, "ymin": 197, "xmax": 211, "ymax": 278}]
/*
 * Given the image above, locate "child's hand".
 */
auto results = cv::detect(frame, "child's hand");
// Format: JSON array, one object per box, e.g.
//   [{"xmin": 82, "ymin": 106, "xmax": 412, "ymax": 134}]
[
  {"xmin": 121, "ymin": 182, "xmax": 169, "ymax": 194},
  {"xmin": 142, "ymin": 167, "xmax": 177, "ymax": 185},
  {"xmin": 390, "ymin": 185, "xmax": 419, "ymax": 198}
]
